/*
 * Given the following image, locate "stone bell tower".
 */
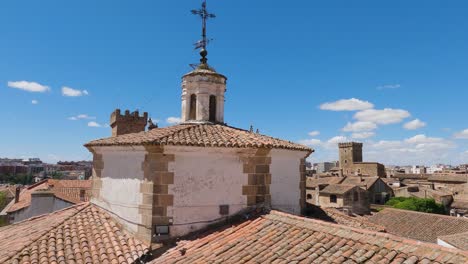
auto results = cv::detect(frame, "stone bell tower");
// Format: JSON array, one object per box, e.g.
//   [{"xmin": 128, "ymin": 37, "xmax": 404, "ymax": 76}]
[
  {"xmin": 181, "ymin": 62, "xmax": 227, "ymax": 123},
  {"xmin": 181, "ymin": 0, "xmax": 227, "ymax": 124}
]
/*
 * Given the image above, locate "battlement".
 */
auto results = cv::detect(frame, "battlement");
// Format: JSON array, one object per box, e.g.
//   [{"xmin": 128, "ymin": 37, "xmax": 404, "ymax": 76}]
[
  {"xmin": 338, "ymin": 142, "xmax": 363, "ymax": 148},
  {"xmin": 110, "ymin": 109, "xmax": 148, "ymax": 137}
]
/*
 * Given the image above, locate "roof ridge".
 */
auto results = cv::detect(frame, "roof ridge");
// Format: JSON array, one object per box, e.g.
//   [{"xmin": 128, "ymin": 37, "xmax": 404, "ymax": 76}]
[
  {"xmin": 4, "ymin": 203, "xmax": 90, "ymax": 262},
  {"xmin": 381, "ymin": 208, "xmax": 468, "ymax": 221},
  {"xmin": 266, "ymin": 210, "xmax": 468, "ymax": 256}
]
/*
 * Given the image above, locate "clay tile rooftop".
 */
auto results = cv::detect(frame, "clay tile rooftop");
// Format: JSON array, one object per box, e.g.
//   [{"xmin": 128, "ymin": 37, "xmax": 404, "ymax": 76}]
[
  {"xmin": 0, "ymin": 203, "xmax": 150, "ymax": 264},
  {"xmin": 368, "ymin": 208, "xmax": 468, "ymax": 244},
  {"xmin": 85, "ymin": 123, "xmax": 313, "ymax": 152},
  {"xmin": 150, "ymin": 210, "xmax": 468, "ymax": 263}
]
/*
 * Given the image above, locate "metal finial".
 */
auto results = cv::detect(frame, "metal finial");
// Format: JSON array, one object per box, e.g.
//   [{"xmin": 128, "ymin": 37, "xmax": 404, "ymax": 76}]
[{"xmin": 191, "ymin": 0, "xmax": 216, "ymax": 65}]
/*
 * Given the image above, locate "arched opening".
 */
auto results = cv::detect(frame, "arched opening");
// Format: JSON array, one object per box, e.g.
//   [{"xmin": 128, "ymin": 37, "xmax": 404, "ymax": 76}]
[
  {"xmin": 209, "ymin": 95, "xmax": 216, "ymax": 122},
  {"xmin": 189, "ymin": 94, "xmax": 197, "ymax": 120},
  {"xmin": 306, "ymin": 194, "xmax": 312, "ymax": 200}
]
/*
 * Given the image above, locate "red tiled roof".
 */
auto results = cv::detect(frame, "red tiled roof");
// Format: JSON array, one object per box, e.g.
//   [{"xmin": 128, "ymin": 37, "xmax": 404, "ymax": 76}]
[
  {"xmin": 452, "ymin": 200, "xmax": 468, "ymax": 210},
  {"xmin": 152, "ymin": 210, "xmax": 468, "ymax": 263},
  {"xmin": 85, "ymin": 123, "xmax": 312, "ymax": 152},
  {"xmin": 438, "ymin": 232, "xmax": 468, "ymax": 251},
  {"xmin": 319, "ymin": 207, "xmax": 386, "ymax": 232},
  {"xmin": 320, "ymin": 184, "xmax": 357, "ymax": 195},
  {"xmin": 0, "ymin": 203, "xmax": 150, "ymax": 264},
  {"xmin": 368, "ymin": 208, "xmax": 468, "ymax": 244},
  {"xmin": 306, "ymin": 176, "xmax": 344, "ymax": 188},
  {"xmin": 340, "ymin": 176, "xmax": 380, "ymax": 190},
  {"xmin": 5, "ymin": 179, "xmax": 91, "ymax": 213}
]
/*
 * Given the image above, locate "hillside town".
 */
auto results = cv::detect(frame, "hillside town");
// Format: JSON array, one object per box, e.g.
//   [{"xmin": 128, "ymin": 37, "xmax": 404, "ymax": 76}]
[{"xmin": 1, "ymin": 1, "xmax": 467, "ymax": 264}]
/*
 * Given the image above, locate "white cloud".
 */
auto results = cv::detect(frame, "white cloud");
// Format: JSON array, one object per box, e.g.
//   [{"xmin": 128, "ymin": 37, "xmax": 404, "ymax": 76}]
[
  {"xmin": 377, "ymin": 84, "xmax": 401, "ymax": 90},
  {"xmin": 8, "ymin": 81, "xmax": 50, "ymax": 93},
  {"xmin": 354, "ymin": 108, "xmax": 410, "ymax": 125},
  {"xmin": 319, "ymin": 98, "xmax": 374, "ymax": 111},
  {"xmin": 404, "ymin": 119, "xmax": 426, "ymax": 130},
  {"xmin": 87, "ymin": 121, "xmax": 101, "ymax": 127},
  {"xmin": 308, "ymin": 131, "xmax": 320, "ymax": 137},
  {"xmin": 327, "ymin": 136, "xmax": 348, "ymax": 145},
  {"xmin": 371, "ymin": 140, "xmax": 403, "ymax": 149},
  {"xmin": 405, "ymin": 134, "xmax": 444, "ymax": 144},
  {"xmin": 454, "ymin": 129, "xmax": 468, "ymax": 139},
  {"xmin": 166, "ymin": 117, "xmax": 182, "ymax": 124},
  {"xmin": 351, "ymin": 132, "xmax": 375, "ymax": 139},
  {"xmin": 61, "ymin": 86, "xmax": 89, "ymax": 97},
  {"xmin": 343, "ymin": 121, "xmax": 377, "ymax": 132},
  {"xmin": 31, "ymin": 100, "xmax": 39, "ymax": 105},
  {"xmin": 68, "ymin": 114, "xmax": 95, "ymax": 120},
  {"xmin": 298, "ymin": 139, "xmax": 322, "ymax": 146}
]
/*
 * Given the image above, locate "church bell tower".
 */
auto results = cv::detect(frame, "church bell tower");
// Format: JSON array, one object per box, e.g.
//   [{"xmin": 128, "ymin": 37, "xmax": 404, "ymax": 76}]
[{"xmin": 181, "ymin": 0, "xmax": 227, "ymax": 124}]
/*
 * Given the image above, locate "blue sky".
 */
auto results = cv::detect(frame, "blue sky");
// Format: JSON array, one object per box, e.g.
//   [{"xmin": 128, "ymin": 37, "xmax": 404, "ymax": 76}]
[{"xmin": 0, "ymin": 0, "xmax": 467, "ymax": 165}]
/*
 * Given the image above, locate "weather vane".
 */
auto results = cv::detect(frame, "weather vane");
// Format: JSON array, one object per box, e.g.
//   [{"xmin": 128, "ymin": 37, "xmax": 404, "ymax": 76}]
[{"xmin": 191, "ymin": 0, "xmax": 216, "ymax": 65}]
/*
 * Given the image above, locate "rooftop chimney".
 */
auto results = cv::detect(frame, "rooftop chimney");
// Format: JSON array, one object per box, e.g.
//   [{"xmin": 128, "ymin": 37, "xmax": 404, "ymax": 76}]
[
  {"xmin": 79, "ymin": 189, "xmax": 86, "ymax": 202},
  {"xmin": 110, "ymin": 109, "xmax": 148, "ymax": 137},
  {"xmin": 14, "ymin": 186, "xmax": 20, "ymax": 203}
]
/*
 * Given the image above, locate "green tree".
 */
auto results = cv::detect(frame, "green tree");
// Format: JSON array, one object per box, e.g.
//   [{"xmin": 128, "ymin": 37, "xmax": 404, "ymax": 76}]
[
  {"xmin": 385, "ymin": 197, "xmax": 446, "ymax": 214},
  {"xmin": 0, "ymin": 192, "xmax": 7, "ymax": 210}
]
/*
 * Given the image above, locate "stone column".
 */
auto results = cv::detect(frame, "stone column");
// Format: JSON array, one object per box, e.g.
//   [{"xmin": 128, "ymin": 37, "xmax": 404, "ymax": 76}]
[
  {"xmin": 216, "ymin": 95, "xmax": 224, "ymax": 123},
  {"xmin": 197, "ymin": 93, "xmax": 210, "ymax": 121}
]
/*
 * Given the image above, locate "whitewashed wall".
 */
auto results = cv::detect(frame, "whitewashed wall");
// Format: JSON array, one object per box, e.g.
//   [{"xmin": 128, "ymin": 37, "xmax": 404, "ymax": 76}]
[
  {"xmin": 91, "ymin": 146, "xmax": 146, "ymax": 234},
  {"xmin": 165, "ymin": 146, "xmax": 248, "ymax": 237},
  {"xmin": 270, "ymin": 149, "xmax": 308, "ymax": 215}
]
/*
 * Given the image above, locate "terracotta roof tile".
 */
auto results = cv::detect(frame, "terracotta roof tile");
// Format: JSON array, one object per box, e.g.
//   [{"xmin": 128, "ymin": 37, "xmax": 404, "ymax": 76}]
[
  {"xmin": 452, "ymin": 200, "xmax": 468, "ymax": 210},
  {"xmin": 438, "ymin": 232, "xmax": 468, "ymax": 251},
  {"xmin": 151, "ymin": 210, "xmax": 468, "ymax": 263},
  {"xmin": 85, "ymin": 123, "xmax": 312, "ymax": 152},
  {"xmin": 368, "ymin": 208, "xmax": 468, "ymax": 244},
  {"xmin": 320, "ymin": 184, "xmax": 357, "ymax": 195},
  {"xmin": 310, "ymin": 207, "xmax": 387, "ymax": 232},
  {"xmin": 0, "ymin": 203, "xmax": 150, "ymax": 264}
]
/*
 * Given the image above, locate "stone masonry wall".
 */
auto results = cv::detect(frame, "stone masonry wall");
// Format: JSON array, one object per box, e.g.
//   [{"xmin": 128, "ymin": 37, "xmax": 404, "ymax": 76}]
[
  {"xmin": 242, "ymin": 148, "xmax": 272, "ymax": 207},
  {"xmin": 140, "ymin": 145, "xmax": 175, "ymax": 241}
]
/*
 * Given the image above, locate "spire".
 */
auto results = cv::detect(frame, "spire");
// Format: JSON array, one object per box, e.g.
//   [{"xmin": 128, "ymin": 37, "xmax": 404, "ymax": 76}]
[{"xmin": 191, "ymin": 0, "xmax": 216, "ymax": 67}]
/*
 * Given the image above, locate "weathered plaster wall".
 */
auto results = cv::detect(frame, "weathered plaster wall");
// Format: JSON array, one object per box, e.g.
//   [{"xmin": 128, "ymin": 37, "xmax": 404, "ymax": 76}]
[
  {"xmin": 319, "ymin": 195, "xmax": 345, "ymax": 208},
  {"xmin": 165, "ymin": 146, "xmax": 248, "ymax": 237},
  {"xmin": 11, "ymin": 196, "xmax": 72, "ymax": 223},
  {"xmin": 270, "ymin": 149, "xmax": 308, "ymax": 214},
  {"xmin": 90, "ymin": 146, "xmax": 147, "ymax": 236}
]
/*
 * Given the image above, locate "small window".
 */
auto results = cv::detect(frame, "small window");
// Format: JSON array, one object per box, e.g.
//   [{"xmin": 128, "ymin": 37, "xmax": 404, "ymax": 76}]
[
  {"xmin": 209, "ymin": 95, "xmax": 217, "ymax": 122},
  {"xmin": 306, "ymin": 194, "xmax": 313, "ymax": 200},
  {"xmin": 330, "ymin": 195, "xmax": 337, "ymax": 203},
  {"xmin": 154, "ymin": 225, "xmax": 169, "ymax": 235},
  {"xmin": 219, "ymin": 205, "xmax": 229, "ymax": 215},
  {"xmin": 345, "ymin": 160, "xmax": 348, "ymax": 164},
  {"xmin": 189, "ymin": 94, "xmax": 197, "ymax": 120}
]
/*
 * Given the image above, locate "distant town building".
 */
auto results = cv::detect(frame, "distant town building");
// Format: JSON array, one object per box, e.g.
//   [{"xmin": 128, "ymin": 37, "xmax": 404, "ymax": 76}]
[
  {"xmin": 338, "ymin": 142, "xmax": 386, "ymax": 177},
  {"xmin": 411, "ymin": 165, "xmax": 426, "ymax": 174},
  {"xmin": 316, "ymin": 162, "xmax": 336, "ymax": 173}
]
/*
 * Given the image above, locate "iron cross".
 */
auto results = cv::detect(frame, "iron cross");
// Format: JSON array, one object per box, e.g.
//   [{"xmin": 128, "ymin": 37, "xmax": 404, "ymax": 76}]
[{"xmin": 191, "ymin": 0, "xmax": 216, "ymax": 63}]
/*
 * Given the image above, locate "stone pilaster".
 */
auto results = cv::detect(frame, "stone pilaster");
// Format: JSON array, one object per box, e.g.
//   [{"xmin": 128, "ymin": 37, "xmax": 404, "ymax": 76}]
[
  {"xmin": 242, "ymin": 148, "xmax": 272, "ymax": 207},
  {"xmin": 299, "ymin": 158, "xmax": 307, "ymax": 211},
  {"xmin": 139, "ymin": 145, "xmax": 175, "ymax": 241},
  {"xmin": 87, "ymin": 147, "xmax": 103, "ymax": 200}
]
